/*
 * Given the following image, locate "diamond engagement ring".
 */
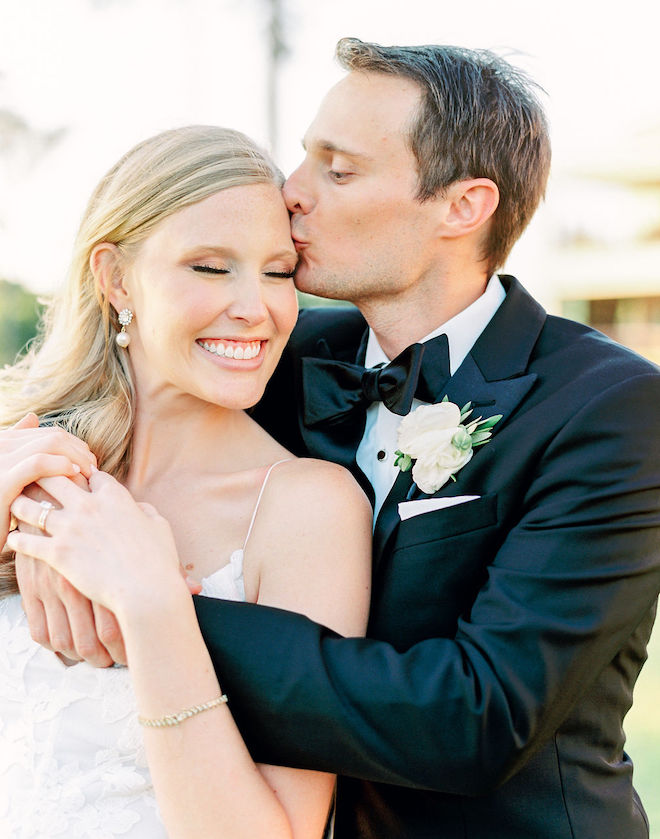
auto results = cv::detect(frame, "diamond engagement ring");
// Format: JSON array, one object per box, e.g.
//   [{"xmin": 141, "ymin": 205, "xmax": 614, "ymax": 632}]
[{"xmin": 37, "ymin": 501, "xmax": 54, "ymax": 534}]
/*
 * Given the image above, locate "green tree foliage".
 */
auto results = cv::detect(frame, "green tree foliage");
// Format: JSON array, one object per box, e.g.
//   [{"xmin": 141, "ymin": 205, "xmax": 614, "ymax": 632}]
[{"xmin": 0, "ymin": 279, "xmax": 43, "ymax": 366}]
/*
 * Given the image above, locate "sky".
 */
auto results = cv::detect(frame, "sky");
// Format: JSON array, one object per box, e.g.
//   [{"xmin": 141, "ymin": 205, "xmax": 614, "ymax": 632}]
[{"xmin": 0, "ymin": 0, "xmax": 658, "ymax": 295}]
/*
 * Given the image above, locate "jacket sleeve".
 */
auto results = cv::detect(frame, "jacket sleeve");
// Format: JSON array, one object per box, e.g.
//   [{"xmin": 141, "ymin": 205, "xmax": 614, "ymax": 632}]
[{"xmin": 194, "ymin": 372, "xmax": 660, "ymax": 795}]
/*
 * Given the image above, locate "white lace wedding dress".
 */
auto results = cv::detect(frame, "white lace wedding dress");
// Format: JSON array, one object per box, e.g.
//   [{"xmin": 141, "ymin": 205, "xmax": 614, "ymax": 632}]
[
  {"xmin": 0, "ymin": 551, "xmax": 245, "ymax": 838},
  {"xmin": 0, "ymin": 460, "xmax": 296, "ymax": 839}
]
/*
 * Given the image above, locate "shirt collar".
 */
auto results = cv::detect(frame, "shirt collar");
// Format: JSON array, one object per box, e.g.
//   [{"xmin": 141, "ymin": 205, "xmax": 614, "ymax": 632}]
[{"xmin": 364, "ymin": 275, "xmax": 506, "ymax": 375}]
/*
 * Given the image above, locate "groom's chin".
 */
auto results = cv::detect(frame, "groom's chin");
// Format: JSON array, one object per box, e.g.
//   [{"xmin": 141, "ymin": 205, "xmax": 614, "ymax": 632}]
[{"xmin": 294, "ymin": 267, "xmax": 352, "ymax": 303}]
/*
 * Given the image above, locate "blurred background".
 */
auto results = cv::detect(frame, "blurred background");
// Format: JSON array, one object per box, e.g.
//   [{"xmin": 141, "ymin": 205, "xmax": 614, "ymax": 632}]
[{"xmin": 1, "ymin": 0, "xmax": 658, "ymax": 826}]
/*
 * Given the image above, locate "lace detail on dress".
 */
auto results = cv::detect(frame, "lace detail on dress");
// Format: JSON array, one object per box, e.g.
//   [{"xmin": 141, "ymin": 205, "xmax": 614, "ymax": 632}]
[
  {"xmin": 0, "ymin": 460, "xmax": 288, "ymax": 838},
  {"xmin": 0, "ymin": 595, "xmax": 159, "ymax": 838},
  {"xmin": 0, "ymin": 564, "xmax": 243, "ymax": 838},
  {"xmin": 200, "ymin": 549, "xmax": 245, "ymax": 600}
]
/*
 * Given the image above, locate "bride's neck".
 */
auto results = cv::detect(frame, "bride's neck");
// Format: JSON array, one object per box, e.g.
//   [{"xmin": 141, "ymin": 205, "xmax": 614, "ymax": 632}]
[{"xmin": 126, "ymin": 396, "xmax": 248, "ymax": 494}]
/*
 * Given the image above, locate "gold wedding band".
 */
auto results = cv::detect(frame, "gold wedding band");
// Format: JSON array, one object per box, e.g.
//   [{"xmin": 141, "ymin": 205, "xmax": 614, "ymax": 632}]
[
  {"xmin": 37, "ymin": 501, "xmax": 54, "ymax": 534},
  {"xmin": 9, "ymin": 513, "xmax": 18, "ymax": 533}
]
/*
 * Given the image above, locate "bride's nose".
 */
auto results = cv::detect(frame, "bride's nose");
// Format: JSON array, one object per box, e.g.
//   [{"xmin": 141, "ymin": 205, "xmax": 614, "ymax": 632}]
[{"xmin": 225, "ymin": 276, "xmax": 269, "ymax": 324}]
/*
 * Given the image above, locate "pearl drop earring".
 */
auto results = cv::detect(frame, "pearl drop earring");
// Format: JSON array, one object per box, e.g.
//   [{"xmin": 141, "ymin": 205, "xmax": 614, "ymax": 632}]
[{"xmin": 116, "ymin": 308, "xmax": 133, "ymax": 348}]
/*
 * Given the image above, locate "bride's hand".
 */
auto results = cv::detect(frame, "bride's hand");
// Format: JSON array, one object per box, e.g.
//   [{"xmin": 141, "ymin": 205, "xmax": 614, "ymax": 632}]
[
  {"xmin": 1, "ymin": 413, "xmax": 96, "ymax": 548},
  {"xmin": 7, "ymin": 471, "xmax": 186, "ymax": 616},
  {"xmin": 15, "ymin": 479, "xmax": 128, "ymax": 667}
]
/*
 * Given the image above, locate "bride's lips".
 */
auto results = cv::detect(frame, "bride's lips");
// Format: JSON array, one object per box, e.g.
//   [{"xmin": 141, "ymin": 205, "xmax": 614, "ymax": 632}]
[{"xmin": 195, "ymin": 338, "xmax": 265, "ymax": 364}]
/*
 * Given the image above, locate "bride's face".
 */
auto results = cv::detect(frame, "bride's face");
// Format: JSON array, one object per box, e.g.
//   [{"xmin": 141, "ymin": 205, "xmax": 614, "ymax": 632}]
[{"xmin": 118, "ymin": 183, "xmax": 298, "ymax": 412}]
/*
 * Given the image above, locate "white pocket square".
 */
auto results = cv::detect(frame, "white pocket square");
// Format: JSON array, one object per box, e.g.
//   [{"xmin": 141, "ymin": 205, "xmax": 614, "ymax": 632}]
[{"xmin": 398, "ymin": 495, "xmax": 481, "ymax": 521}]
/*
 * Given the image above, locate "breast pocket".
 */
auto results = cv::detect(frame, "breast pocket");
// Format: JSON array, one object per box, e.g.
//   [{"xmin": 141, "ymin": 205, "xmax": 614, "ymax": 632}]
[
  {"xmin": 370, "ymin": 494, "xmax": 500, "ymax": 647},
  {"xmin": 393, "ymin": 493, "xmax": 498, "ymax": 550}
]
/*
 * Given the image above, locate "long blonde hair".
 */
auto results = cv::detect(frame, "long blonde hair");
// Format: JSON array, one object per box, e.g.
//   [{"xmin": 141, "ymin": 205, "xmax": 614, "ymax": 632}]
[{"xmin": 0, "ymin": 126, "xmax": 283, "ymax": 595}]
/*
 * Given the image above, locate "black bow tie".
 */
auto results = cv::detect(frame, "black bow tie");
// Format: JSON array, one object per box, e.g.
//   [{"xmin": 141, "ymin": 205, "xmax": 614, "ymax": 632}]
[{"xmin": 302, "ymin": 333, "xmax": 451, "ymax": 427}]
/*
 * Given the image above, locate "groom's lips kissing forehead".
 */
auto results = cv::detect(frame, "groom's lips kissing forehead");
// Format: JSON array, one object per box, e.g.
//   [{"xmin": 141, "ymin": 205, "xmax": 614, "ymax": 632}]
[{"xmin": 290, "ymin": 222, "xmax": 309, "ymax": 249}]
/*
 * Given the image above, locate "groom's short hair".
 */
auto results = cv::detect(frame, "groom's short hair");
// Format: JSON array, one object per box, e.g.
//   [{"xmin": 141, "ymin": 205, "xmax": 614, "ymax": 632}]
[{"xmin": 336, "ymin": 38, "xmax": 551, "ymax": 275}]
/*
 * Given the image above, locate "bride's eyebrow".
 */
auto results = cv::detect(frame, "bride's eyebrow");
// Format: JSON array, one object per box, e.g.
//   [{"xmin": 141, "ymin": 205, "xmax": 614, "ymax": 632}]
[
  {"xmin": 180, "ymin": 246, "xmax": 235, "ymax": 259},
  {"xmin": 267, "ymin": 248, "xmax": 299, "ymax": 261},
  {"xmin": 180, "ymin": 246, "xmax": 297, "ymax": 262}
]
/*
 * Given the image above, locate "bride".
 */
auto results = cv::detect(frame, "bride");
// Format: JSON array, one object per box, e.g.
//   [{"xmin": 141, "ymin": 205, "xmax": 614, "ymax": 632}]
[{"xmin": 0, "ymin": 125, "xmax": 371, "ymax": 838}]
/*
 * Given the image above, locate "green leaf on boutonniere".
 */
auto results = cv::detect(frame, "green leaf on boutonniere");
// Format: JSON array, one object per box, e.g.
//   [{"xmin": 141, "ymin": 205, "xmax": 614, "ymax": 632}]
[
  {"xmin": 477, "ymin": 414, "xmax": 503, "ymax": 430},
  {"xmin": 394, "ymin": 450, "xmax": 412, "ymax": 471},
  {"xmin": 459, "ymin": 401, "xmax": 473, "ymax": 421}
]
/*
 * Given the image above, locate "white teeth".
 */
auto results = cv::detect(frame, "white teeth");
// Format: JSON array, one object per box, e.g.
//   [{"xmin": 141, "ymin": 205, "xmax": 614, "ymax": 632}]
[{"xmin": 200, "ymin": 340, "xmax": 260, "ymax": 359}]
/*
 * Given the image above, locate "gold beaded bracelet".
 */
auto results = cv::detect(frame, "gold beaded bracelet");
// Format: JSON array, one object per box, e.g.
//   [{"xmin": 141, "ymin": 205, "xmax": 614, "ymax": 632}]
[{"xmin": 138, "ymin": 694, "xmax": 228, "ymax": 728}]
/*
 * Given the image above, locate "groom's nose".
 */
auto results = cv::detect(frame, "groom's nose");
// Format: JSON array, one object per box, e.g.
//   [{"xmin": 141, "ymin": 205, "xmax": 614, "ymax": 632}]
[{"xmin": 283, "ymin": 163, "xmax": 313, "ymax": 215}]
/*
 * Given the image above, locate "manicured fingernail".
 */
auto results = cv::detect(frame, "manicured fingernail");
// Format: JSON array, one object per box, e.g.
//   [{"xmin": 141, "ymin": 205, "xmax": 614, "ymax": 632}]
[{"xmin": 72, "ymin": 464, "xmax": 81, "ymax": 473}]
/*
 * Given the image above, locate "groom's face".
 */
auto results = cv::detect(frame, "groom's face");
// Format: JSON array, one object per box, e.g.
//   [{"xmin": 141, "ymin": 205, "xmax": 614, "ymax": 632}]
[{"xmin": 284, "ymin": 72, "xmax": 442, "ymax": 306}]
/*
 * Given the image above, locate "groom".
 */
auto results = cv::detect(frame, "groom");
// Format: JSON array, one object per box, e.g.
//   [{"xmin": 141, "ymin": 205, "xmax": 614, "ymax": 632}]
[
  {"xmin": 195, "ymin": 40, "xmax": 660, "ymax": 838},
  {"xmin": 15, "ymin": 39, "xmax": 660, "ymax": 837}
]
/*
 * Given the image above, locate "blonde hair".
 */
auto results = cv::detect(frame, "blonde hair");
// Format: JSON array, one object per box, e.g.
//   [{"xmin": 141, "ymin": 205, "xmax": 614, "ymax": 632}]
[{"xmin": 0, "ymin": 125, "xmax": 283, "ymax": 595}]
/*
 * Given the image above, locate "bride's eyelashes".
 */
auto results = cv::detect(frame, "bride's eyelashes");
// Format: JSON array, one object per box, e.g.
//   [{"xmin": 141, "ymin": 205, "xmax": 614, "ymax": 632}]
[
  {"xmin": 264, "ymin": 270, "xmax": 296, "ymax": 279},
  {"xmin": 191, "ymin": 265, "xmax": 230, "ymax": 275},
  {"xmin": 191, "ymin": 265, "xmax": 296, "ymax": 280}
]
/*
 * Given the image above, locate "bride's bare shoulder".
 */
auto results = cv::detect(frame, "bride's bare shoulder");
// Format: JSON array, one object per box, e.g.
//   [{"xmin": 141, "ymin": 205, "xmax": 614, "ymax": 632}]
[
  {"xmin": 250, "ymin": 457, "xmax": 372, "ymax": 634},
  {"xmin": 268, "ymin": 457, "xmax": 370, "ymax": 513}
]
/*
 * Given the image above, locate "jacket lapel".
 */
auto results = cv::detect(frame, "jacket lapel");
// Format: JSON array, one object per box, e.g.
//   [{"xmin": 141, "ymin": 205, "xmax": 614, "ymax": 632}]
[{"xmin": 372, "ymin": 276, "xmax": 545, "ymax": 567}]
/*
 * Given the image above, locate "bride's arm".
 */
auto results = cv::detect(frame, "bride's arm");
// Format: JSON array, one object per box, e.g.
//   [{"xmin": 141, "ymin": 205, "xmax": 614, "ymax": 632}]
[
  {"xmin": 128, "ymin": 459, "xmax": 371, "ymax": 839},
  {"xmin": 235, "ymin": 458, "xmax": 373, "ymax": 835},
  {"xmin": 7, "ymin": 465, "xmax": 372, "ymax": 839}
]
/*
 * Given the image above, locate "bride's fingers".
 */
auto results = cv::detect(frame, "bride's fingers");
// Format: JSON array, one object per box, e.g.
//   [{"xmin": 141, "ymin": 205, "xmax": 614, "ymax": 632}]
[
  {"xmin": 12, "ymin": 413, "xmax": 40, "ymax": 430},
  {"xmin": 6, "ymin": 425, "xmax": 97, "ymax": 477},
  {"xmin": 10, "ymin": 495, "xmax": 59, "ymax": 535},
  {"xmin": 37, "ymin": 474, "xmax": 90, "ymax": 506},
  {"xmin": 87, "ymin": 469, "xmax": 124, "ymax": 494},
  {"xmin": 39, "ymin": 470, "xmax": 122, "ymax": 507},
  {"xmin": 6, "ymin": 454, "xmax": 83, "ymax": 498},
  {"xmin": 6, "ymin": 529, "xmax": 54, "ymax": 565}
]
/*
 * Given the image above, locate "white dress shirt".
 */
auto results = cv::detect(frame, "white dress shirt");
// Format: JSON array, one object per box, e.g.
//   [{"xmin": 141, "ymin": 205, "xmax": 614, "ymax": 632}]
[{"xmin": 356, "ymin": 276, "xmax": 506, "ymax": 518}]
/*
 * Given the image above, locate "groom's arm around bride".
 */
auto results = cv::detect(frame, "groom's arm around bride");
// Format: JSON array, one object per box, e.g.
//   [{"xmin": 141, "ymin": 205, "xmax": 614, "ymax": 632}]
[{"xmin": 194, "ymin": 40, "xmax": 660, "ymax": 839}]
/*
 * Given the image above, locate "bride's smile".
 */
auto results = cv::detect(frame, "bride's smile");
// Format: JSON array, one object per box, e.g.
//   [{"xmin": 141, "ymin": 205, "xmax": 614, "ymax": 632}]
[
  {"xmin": 95, "ymin": 182, "xmax": 299, "ymax": 415},
  {"xmin": 196, "ymin": 338, "xmax": 264, "ymax": 361}
]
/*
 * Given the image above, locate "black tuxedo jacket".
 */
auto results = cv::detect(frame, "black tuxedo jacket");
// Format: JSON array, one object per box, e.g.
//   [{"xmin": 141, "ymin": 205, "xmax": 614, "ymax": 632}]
[{"xmin": 195, "ymin": 277, "xmax": 660, "ymax": 838}]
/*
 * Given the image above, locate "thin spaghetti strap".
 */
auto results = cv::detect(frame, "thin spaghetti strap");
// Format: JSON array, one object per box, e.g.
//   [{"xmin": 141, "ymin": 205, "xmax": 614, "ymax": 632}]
[{"xmin": 243, "ymin": 459, "xmax": 291, "ymax": 551}]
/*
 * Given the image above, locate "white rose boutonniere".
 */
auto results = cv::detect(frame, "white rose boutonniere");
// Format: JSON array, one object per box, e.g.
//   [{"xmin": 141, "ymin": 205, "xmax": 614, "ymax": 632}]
[{"xmin": 394, "ymin": 397, "xmax": 502, "ymax": 494}]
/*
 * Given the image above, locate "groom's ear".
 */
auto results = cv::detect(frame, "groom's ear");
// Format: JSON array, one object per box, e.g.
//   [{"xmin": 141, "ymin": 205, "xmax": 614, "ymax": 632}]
[
  {"xmin": 90, "ymin": 243, "xmax": 132, "ymax": 313},
  {"xmin": 439, "ymin": 178, "xmax": 500, "ymax": 239}
]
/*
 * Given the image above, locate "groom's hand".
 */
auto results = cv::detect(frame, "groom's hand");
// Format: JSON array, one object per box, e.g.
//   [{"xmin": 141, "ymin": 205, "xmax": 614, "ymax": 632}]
[
  {"xmin": 16, "ymin": 552, "xmax": 127, "ymax": 667},
  {"xmin": 15, "ymin": 477, "xmax": 127, "ymax": 667}
]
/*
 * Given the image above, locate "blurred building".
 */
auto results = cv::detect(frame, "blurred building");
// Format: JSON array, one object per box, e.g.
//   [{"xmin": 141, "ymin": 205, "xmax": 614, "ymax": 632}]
[{"xmin": 544, "ymin": 124, "xmax": 660, "ymax": 364}]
